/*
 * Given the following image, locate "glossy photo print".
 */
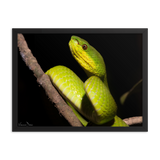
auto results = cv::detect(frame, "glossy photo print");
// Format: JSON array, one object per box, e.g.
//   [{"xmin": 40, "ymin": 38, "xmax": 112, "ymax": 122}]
[{"xmin": 12, "ymin": 29, "xmax": 148, "ymax": 131}]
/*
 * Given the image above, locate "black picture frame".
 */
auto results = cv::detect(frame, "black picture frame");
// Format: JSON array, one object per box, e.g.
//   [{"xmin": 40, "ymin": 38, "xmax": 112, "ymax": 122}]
[{"xmin": 10, "ymin": 26, "xmax": 150, "ymax": 133}]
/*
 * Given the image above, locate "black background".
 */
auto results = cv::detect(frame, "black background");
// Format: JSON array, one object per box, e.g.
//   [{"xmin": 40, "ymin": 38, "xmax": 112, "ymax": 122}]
[{"xmin": 17, "ymin": 32, "xmax": 142, "ymax": 126}]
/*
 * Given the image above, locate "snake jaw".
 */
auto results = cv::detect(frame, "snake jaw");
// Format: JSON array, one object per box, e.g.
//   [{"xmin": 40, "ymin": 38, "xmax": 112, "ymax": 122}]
[
  {"xmin": 69, "ymin": 38, "xmax": 98, "ymax": 76},
  {"xmin": 69, "ymin": 36, "xmax": 107, "ymax": 82}
]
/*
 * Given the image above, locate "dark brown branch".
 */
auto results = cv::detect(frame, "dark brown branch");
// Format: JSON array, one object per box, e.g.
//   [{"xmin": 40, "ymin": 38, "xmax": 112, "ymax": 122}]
[
  {"xmin": 123, "ymin": 116, "xmax": 142, "ymax": 126},
  {"xmin": 17, "ymin": 33, "xmax": 82, "ymax": 127}
]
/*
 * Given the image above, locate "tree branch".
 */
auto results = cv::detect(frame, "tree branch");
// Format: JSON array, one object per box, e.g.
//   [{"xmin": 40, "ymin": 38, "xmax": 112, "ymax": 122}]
[
  {"xmin": 123, "ymin": 116, "xmax": 142, "ymax": 126},
  {"xmin": 17, "ymin": 33, "xmax": 82, "ymax": 127}
]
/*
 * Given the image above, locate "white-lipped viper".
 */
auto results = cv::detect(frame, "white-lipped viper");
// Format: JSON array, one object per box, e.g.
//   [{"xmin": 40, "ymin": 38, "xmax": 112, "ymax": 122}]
[{"xmin": 46, "ymin": 36, "xmax": 128, "ymax": 127}]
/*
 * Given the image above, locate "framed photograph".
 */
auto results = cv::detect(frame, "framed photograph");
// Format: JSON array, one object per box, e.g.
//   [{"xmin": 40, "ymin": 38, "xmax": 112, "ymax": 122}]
[{"xmin": 9, "ymin": 26, "xmax": 151, "ymax": 134}]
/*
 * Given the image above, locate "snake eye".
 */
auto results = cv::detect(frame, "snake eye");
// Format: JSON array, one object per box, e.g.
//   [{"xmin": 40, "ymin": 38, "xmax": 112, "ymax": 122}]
[{"xmin": 82, "ymin": 44, "xmax": 88, "ymax": 50}]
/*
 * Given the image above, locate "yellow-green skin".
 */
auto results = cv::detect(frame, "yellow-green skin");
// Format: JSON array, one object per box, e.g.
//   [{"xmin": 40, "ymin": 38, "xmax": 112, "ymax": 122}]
[{"xmin": 46, "ymin": 36, "xmax": 128, "ymax": 127}]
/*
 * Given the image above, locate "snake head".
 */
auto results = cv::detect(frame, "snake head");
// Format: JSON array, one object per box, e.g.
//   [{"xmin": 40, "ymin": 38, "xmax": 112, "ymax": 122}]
[{"xmin": 69, "ymin": 35, "xmax": 107, "ymax": 82}]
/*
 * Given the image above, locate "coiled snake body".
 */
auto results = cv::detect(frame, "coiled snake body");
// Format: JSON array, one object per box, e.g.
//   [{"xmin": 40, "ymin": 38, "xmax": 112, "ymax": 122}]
[{"xmin": 46, "ymin": 36, "xmax": 128, "ymax": 127}]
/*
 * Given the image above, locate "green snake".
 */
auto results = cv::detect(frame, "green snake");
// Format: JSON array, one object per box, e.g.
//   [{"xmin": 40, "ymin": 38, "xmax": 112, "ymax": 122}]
[{"xmin": 46, "ymin": 36, "xmax": 128, "ymax": 127}]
